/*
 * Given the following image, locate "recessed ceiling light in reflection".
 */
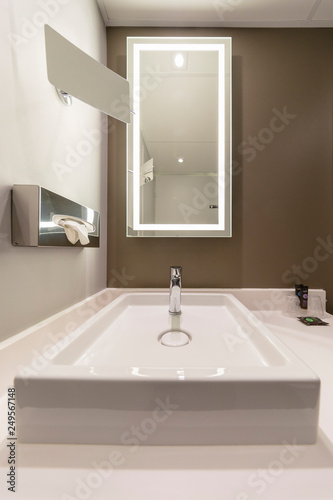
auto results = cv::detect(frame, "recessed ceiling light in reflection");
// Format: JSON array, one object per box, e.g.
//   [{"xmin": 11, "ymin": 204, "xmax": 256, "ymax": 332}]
[
  {"xmin": 177, "ymin": 158, "xmax": 184, "ymax": 164},
  {"xmin": 172, "ymin": 52, "xmax": 187, "ymax": 69},
  {"xmin": 175, "ymin": 53, "xmax": 184, "ymax": 68}
]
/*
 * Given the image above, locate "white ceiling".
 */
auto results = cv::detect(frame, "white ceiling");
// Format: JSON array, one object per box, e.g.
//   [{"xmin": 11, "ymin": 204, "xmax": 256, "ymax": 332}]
[{"xmin": 97, "ymin": 0, "xmax": 333, "ymax": 27}]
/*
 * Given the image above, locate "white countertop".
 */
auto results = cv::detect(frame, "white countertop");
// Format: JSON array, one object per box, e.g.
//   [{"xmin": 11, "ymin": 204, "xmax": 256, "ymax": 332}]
[{"xmin": 1, "ymin": 288, "xmax": 333, "ymax": 500}]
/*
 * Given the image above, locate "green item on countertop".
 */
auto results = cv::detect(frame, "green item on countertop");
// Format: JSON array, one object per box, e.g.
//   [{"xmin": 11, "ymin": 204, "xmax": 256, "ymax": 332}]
[{"xmin": 297, "ymin": 316, "xmax": 329, "ymax": 326}]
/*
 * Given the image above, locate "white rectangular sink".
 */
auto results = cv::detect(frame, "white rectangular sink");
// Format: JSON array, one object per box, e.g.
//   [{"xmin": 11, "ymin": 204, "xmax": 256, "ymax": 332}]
[{"xmin": 15, "ymin": 292, "xmax": 320, "ymax": 445}]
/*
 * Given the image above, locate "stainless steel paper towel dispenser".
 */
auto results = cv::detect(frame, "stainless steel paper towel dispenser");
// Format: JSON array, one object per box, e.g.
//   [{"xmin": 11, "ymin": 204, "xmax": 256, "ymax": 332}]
[{"xmin": 11, "ymin": 185, "xmax": 100, "ymax": 247}]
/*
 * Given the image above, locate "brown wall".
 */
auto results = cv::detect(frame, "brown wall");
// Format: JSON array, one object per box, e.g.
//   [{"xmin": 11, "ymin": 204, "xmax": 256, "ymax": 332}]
[{"xmin": 107, "ymin": 28, "xmax": 333, "ymax": 312}]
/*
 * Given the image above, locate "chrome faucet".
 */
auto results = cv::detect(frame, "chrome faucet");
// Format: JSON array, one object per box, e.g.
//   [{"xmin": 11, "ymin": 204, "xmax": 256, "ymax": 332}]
[{"xmin": 169, "ymin": 266, "xmax": 182, "ymax": 315}]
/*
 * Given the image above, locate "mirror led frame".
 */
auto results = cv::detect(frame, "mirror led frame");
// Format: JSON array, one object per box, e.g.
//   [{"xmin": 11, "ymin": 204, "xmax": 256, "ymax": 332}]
[{"xmin": 127, "ymin": 37, "xmax": 232, "ymax": 237}]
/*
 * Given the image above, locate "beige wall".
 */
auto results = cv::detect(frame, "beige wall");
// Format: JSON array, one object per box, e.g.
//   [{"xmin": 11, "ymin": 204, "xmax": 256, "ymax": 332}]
[
  {"xmin": 107, "ymin": 28, "xmax": 333, "ymax": 312},
  {"xmin": 0, "ymin": 0, "xmax": 107, "ymax": 341}
]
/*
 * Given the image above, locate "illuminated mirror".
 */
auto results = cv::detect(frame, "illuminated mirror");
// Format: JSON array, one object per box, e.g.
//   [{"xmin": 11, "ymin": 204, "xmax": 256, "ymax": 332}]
[{"xmin": 127, "ymin": 37, "xmax": 232, "ymax": 237}]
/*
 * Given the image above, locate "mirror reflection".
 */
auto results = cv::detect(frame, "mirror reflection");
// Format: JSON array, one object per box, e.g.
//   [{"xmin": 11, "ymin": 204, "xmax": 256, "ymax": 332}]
[{"xmin": 127, "ymin": 37, "xmax": 232, "ymax": 237}]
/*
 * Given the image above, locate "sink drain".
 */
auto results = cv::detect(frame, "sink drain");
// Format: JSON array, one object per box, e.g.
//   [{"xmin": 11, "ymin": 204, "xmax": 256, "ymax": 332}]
[{"xmin": 160, "ymin": 331, "xmax": 190, "ymax": 347}]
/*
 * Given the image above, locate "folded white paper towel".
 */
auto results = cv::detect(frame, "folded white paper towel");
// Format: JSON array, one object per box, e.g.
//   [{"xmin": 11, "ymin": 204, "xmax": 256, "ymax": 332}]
[{"xmin": 58, "ymin": 219, "xmax": 90, "ymax": 245}]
